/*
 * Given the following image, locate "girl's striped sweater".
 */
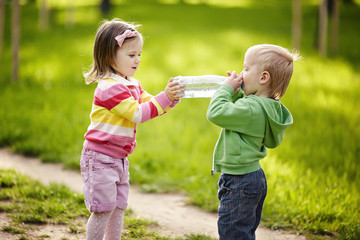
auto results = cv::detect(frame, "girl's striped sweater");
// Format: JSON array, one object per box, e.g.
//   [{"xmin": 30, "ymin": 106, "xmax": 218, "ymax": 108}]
[{"xmin": 83, "ymin": 74, "xmax": 178, "ymax": 159}]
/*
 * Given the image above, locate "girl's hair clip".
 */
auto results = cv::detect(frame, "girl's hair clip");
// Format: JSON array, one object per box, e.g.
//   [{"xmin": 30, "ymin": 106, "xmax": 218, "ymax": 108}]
[{"xmin": 115, "ymin": 30, "xmax": 138, "ymax": 47}]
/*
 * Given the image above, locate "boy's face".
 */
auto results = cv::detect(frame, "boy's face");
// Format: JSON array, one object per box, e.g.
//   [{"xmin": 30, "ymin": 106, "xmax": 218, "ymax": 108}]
[{"xmin": 241, "ymin": 51, "xmax": 263, "ymax": 96}]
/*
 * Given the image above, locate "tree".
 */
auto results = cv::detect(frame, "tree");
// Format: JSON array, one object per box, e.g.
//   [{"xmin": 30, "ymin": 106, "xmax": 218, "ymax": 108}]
[
  {"xmin": 100, "ymin": 0, "xmax": 111, "ymax": 15},
  {"xmin": 318, "ymin": 0, "xmax": 328, "ymax": 57},
  {"xmin": 0, "ymin": 0, "xmax": 5, "ymax": 67},
  {"xmin": 12, "ymin": 0, "xmax": 20, "ymax": 83},
  {"xmin": 316, "ymin": 0, "xmax": 340, "ymax": 57},
  {"xmin": 330, "ymin": 0, "xmax": 339, "ymax": 56},
  {"xmin": 292, "ymin": 0, "xmax": 302, "ymax": 50},
  {"xmin": 39, "ymin": 0, "xmax": 49, "ymax": 30},
  {"xmin": 66, "ymin": 3, "xmax": 75, "ymax": 28}
]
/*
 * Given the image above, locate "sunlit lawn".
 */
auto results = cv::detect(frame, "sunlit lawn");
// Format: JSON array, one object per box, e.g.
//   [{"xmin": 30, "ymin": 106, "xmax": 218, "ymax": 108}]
[
  {"xmin": 1, "ymin": 0, "xmax": 360, "ymax": 239},
  {"xmin": 0, "ymin": 169, "xmax": 215, "ymax": 239}
]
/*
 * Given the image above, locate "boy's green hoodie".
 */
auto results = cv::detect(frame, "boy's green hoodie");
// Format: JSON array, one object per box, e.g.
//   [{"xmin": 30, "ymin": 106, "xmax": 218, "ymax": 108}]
[{"xmin": 207, "ymin": 84, "xmax": 293, "ymax": 175}]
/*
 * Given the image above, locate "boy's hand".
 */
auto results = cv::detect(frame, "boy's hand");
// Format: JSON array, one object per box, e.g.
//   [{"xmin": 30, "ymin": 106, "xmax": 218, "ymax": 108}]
[
  {"xmin": 165, "ymin": 78, "xmax": 184, "ymax": 101},
  {"xmin": 224, "ymin": 71, "xmax": 243, "ymax": 93}
]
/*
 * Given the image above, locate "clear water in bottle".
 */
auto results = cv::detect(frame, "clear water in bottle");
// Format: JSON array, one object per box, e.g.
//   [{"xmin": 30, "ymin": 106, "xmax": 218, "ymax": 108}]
[{"xmin": 173, "ymin": 75, "xmax": 227, "ymax": 98}]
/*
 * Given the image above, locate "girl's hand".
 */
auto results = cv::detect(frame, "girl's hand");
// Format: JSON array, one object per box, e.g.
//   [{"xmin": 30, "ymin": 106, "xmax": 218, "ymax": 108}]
[
  {"xmin": 224, "ymin": 71, "xmax": 243, "ymax": 93},
  {"xmin": 165, "ymin": 78, "xmax": 184, "ymax": 101}
]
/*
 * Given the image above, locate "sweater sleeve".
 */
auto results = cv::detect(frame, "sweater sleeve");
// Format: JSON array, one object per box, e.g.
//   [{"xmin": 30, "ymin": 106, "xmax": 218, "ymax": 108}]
[
  {"xmin": 94, "ymin": 83, "xmax": 173, "ymax": 124},
  {"xmin": 139, "ymin": 87, "xmax": 180, "ymax": 114},
  {"xmin": 206, "ymin": 84, "xmax": 251, "ymax": 131}
]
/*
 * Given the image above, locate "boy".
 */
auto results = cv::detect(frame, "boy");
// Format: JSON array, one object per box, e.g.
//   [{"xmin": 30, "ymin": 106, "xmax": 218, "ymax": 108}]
[{"xmin": 206, "ymin": 44, "xmax": 298, "ymax": 240}]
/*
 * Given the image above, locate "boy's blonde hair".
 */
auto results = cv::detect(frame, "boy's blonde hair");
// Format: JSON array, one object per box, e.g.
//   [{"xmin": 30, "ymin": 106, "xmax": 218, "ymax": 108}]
[
  {"xmin": 84, "ymin": 19, "xmax": 142, "ymax": 84},
  {"xmin": 246, "ymin": 44, "xmax": 300, "ymax": 100}
]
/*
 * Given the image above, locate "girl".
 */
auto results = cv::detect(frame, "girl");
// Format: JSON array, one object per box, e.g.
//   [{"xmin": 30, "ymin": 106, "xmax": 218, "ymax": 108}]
[{"xmin": 80, "ymin": 19, "xmax": 184, "ymax": 240}]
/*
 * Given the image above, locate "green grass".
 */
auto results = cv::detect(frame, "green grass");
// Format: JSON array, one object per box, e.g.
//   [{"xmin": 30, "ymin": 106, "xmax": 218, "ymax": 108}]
[
  {"xmin": 0, "ymin": 169, "xmax": 215, "ymax": 240},
  {"xmin": 0, "ymin": 169, "xmax": 87, "ymax": 238},
  {"xmin": 1, "ymin": 0, "xmax": 360, "ymax": 239}
]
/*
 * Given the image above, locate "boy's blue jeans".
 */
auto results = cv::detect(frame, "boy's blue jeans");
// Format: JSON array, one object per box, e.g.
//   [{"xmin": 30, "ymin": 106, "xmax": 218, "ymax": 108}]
[{"xmin": 217, "ymin": 169, "xmax": 267, "ymax": 240}]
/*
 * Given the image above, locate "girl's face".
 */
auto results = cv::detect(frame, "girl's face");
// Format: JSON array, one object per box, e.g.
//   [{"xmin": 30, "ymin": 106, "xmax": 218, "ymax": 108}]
[
  {"xmin": 241, "ymin": 51, "xmax": 262, "ymax": 96},
  {"xmin": 114, "ymin": 36, "xmax": 143, "ymax": 79}
]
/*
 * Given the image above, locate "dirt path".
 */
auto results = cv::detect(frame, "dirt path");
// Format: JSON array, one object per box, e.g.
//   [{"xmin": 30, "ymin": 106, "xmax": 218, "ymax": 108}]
[{"xmin": 0, "ymin": 148, "xmax": 305, "ymax": 239}]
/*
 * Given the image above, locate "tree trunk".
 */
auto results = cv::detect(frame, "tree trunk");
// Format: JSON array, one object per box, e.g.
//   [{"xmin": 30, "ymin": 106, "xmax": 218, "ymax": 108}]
[
  {"xmin": 100, "ymin": 0, "xmax": 111, "ymax": 15},
  {"xmin": 0, "ymin": 0, "xmax": 5, "ymax": 67},
  {"xmin": 292, "ymin": 0, "xmax": 302, "ymax": 50},
  {"xmin": 39, "ymin": 0, "xmax": 49, "ymax": 30},
  {"xmin": 66, "ymin": 2, "xmax": 74, "ymax": 28},
  {"xmin": 330, "ymin": 0, "xmax": 339, "ymax": 56},
  {"xmin": 318, "ymin": 0, "xmax": 328, "ymax": 57},
  {"xmin": 12, "ymin": 0, "xmax": 20, "ymax": 83}
]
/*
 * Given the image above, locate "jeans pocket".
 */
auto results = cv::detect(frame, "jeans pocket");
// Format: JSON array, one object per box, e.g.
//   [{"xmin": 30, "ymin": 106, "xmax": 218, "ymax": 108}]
[
  {"xmin": 92, "ymin": 152, "xmax": 118, "ymax": 172},
  {"xmin": 237, "ymin": 185, "xmax": 265, "ymax": 221},
  {"xmin": 218, "ymin": 177, "xmax": 233, "ymax": 213},
  {"xmin": 218, "ymin": 189, "xmax": 234, "ymax": 215}
]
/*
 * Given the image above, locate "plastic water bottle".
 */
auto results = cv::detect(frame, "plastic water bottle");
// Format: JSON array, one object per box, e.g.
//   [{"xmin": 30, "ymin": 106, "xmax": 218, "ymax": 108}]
[{"xmin": 173, "ymin": 75, "xmax": 227, "ymax": 98}]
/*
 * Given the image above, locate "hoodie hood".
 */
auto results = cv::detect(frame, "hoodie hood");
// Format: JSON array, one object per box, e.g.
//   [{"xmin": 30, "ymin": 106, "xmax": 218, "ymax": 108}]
[{"xmin": 255, "ymin": 98, "xmax": 293, "ymax": 148}]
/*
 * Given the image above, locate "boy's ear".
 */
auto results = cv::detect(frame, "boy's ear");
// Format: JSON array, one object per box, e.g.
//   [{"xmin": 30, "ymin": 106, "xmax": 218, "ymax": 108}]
[{"xmin": 260, "ymin": 71, "xmax": 271, "ymax": 85}]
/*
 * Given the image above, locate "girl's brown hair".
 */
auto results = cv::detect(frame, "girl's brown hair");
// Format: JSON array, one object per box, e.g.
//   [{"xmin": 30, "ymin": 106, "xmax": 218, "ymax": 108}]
[{"xmin": 84, "ymin": 19, "xmax": 141, "ymax": 84}]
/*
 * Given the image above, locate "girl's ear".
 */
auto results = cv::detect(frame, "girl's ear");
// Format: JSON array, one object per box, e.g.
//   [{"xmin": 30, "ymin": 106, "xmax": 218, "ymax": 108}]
[{"xmin": 260, "ymin": 71, "xmax": 271, "ymax": 85}]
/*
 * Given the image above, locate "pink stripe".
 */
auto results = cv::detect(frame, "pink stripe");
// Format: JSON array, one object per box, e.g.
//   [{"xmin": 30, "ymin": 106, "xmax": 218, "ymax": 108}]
[
  {"xmin": 95, "ymin": 84, "xmax": 131, "ymax": 101},
  {"xmin": 84, "ymin": 140, "xmax": 131, "ymax": 159},
  {"xmin": 149, "ymin": 102, "xmax": 159, "ymax": 119},
  {"xmin": 128, "ymin": 85, "xmax": 141, "ymax": 99},
  {"xmin": 170, "ymin": 99, "xmax": 180, "ymax": 107},
  {"xmin": 140, "ymin": 104, "xmax": 151, "ymax": 123},
  {"xmin": 94, "ymin": 92, "xmax": 133, "ymax": 111},
  {"xmin": 85, "ymin": 129, "xmax": 114, "ymax": 143},
  {"xmin": 154, "ymin": 92, "xmax": 172, "ymax": 110}
]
